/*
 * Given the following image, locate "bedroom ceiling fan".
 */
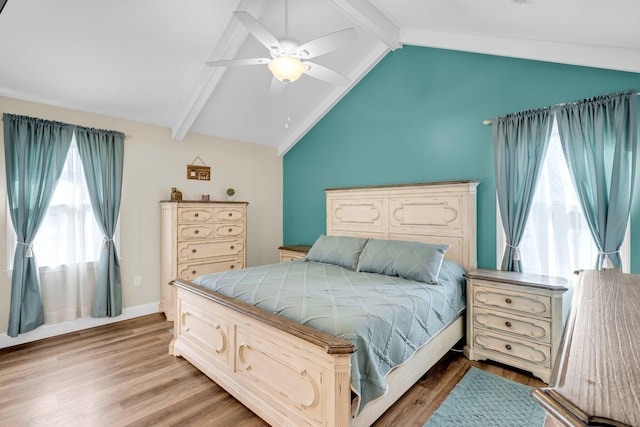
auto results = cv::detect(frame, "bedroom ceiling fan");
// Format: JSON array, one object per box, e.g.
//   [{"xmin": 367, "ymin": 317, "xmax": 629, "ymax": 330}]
[{"xmin": 205, "ymin": 3, "xmax": 358, "ymax": 96}]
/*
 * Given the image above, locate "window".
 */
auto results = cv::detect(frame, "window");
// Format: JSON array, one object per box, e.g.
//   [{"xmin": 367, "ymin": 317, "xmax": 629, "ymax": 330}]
[
  {"xmin": 6, "ymin": 137, "xmax": 118, "ymax": 323},
  {"xmin": 497, "ymin": 123, "xmax": 630, "ymax": 281}
]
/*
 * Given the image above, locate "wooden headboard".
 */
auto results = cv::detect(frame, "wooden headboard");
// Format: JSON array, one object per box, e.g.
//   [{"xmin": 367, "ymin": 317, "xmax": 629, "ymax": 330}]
[{"xmin": 325, "ymin": 180, "xmax": 479, "ymax": 272}]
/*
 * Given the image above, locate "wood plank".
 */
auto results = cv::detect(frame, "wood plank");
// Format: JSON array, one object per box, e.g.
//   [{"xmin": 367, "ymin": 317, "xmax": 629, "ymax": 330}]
[
  {"xmin": 532, "ymin": 269, "xmax": 640, "ymax": 426},
  {"xmin": 0, "ymin": 314, "xmax": 544, "ymax": 426}
]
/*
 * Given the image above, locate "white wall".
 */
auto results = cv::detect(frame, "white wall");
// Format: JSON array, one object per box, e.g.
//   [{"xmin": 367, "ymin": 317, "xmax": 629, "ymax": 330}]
[{"xmin": 0, "ymin": 96, "xmax": 283, "ymax": 335}]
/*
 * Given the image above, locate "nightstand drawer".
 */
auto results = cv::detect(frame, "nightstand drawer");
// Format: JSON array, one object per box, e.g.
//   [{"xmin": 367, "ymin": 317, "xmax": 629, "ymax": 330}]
[
  {"xmin": 473, "ymin": 330, "xmax": 551, "ymax": 368},
  {"xmin": 474, "ymin": 284, "xmax": 551, "ymax": 318},
  {"xmin": 280, "ymin": 250, "xmax": 306, "ymax": 262},
  {"xmin": 473, "ymin": 307, "xmax": 551, "ymax": 344}
]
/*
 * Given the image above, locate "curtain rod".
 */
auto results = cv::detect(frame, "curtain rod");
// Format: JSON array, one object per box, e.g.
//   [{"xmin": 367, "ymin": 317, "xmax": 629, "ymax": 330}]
[
  {"xmin": 482, "ymin": 91, "xmax": 640, "ymax": 125},
  {"xmin": 0, "ymin": 117, "xmax": 131, "ymax": 139}
]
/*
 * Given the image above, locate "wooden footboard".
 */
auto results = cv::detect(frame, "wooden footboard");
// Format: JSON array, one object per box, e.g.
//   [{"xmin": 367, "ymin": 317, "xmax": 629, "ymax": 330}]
[{"xmin": 170, "ymin": 278, "xmax": 356, "ymax": 427}]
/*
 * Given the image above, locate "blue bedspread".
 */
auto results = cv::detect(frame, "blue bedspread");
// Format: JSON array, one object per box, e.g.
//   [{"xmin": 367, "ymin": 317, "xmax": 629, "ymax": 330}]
[{"xmin": 193, "ymin": 259, "xmax": 465, "ymax": 409}]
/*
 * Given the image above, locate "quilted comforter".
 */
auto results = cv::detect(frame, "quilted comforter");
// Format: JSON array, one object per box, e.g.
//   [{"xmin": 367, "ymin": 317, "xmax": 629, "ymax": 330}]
[{"xmin": 193, "ymin": 259, "xmax": 466, "ymax": 409}]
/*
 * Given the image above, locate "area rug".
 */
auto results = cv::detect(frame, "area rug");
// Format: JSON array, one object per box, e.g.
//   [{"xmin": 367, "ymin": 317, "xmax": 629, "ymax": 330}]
[{"xmin": 424, "ymin": 367, "xmax": 547, "ymax": 427}]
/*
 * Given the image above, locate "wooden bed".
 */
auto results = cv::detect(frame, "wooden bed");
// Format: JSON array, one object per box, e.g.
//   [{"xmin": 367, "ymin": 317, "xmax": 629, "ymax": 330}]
[{"xmin": 169, "ymin": 180, "xmax": 478, "ymax": 426}]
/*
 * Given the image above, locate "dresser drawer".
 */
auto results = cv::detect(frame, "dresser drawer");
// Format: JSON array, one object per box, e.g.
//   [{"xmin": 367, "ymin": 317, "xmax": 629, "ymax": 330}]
[
  {"xmin": 214, "ymin": 223, "xmax": 245, "ymax": 237},
  {"xmin": 473, "ymin": 284, "xmax": 551, "ymax": 318},
  {"xmin": 177, "ymin": 224, "xmax": 214, "ymax": 240},
  {"xmin": 473, "ymin": 307, "xmax": 551, "ymax": 344},
  {"xmin": 177, "ymin": 207, "xmax": 214, "ymax": 223},
  {"xmin": 177, "ymin": 239, "xmax": 244, "ymax": 262},
  {"xmin": 177, "ymin": 257, "xmax": 244, "ymax": 281},
  {"xmin": 473, "ymin": 330, "xmax": 551, "ymax": 368},
  {"xmin": 213, "ymin": 207, "xmax": 245, "ymax": 221}
]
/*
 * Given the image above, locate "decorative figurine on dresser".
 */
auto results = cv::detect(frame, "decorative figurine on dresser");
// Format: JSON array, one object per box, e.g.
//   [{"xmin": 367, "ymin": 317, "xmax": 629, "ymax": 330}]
[
  {"xmin": 160, "ymin": 199, "xmax": 248, "ymax": 321},
  {"xmin": 464, "ymin": 268, "xmax": 569, "ymax": 383}
]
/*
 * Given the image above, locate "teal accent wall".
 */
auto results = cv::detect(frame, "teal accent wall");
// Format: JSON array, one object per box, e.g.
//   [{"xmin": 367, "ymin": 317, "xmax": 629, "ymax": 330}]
[{"xmin": 283, "ymin": 46, "xmax": 640, "ymax": 271}]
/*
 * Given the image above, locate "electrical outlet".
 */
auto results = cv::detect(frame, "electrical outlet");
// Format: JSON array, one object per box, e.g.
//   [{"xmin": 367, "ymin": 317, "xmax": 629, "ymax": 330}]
[{"xmin": 133, "ymin": 275, "xmax": 142, "ymax": 287}]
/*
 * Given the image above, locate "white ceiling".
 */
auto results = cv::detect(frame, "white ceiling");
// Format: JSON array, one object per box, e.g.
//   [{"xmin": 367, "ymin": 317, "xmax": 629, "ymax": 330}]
[{"xmin": 0, "ymin": 0, "xmax": 638, "ymax": 156}]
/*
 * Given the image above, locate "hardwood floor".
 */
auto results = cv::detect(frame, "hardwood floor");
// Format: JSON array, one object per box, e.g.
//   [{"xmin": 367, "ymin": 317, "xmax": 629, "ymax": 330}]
[{"xmin": 0, "ymin": 313, "xmax": 544, "ymax": 426}]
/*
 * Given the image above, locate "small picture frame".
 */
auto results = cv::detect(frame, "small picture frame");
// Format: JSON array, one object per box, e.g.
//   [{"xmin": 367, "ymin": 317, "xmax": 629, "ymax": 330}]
[{"xmin": 187, "ymin": 164, "xmax": 211, "ymax": 181}]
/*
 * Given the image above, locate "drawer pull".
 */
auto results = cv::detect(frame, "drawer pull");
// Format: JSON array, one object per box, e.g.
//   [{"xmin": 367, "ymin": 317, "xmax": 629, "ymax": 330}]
[
  {"xmin": 505, "ymin": 321, "xmax": 512, "ymax": 327},
  {"xmin": 505, "ymin": 298, "xmax": 512, "ymax": 304},
  {"xmin": 194, "ymin": 229, "xmax": 199, "ymax": 234},
  {"xmin": 505, "ymin": 344, "xmax": 512, "ymax": 350},
  {"xmin": 192, "ymin": 270, "xmax": 197, "ymax": 275},
  {"xmin": 194, "ymin": 213, "xmax": 199, "ymax": 217},
  {"xmin": 230, "ymin": 265, "xmax": 235, "ymax": 269},
  {"xmin": 230, "ymin": 245, "xmax": 234, "ymax": 250},
  {"xmin": 228, "ymin": 213, "xmax": 232, "ymax": 217},
  {"xmin": 191, "ymin": 249, "xmax": 196, "ymax": 253},
  {"xmin": 228, "ymin": 228, "xmax": 232, "ymax": 232}
]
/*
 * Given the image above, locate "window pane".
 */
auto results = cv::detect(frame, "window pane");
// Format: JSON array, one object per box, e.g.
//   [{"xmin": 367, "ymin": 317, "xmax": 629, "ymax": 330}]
[
  {"xmin": 6, "ymin": 139, "xmax": 105, "ymax": 269},
  {"xmin": 35, "ymin": 141, "xmax": 103, "ymax": 267},
  {"xmin": 518, "ymin": 126, "xmax": 597, "ymax": 280}
]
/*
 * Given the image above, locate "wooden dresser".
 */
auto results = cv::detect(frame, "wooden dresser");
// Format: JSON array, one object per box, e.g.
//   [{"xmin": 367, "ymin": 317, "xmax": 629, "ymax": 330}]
[
  {"xmin": 160, "ymin": 200, "xmax": 248, "ymax": 321},
  {"xmin": 464, "ymin": 269, "xmax": 569, "ymax": 383},
  {"xmin": 532, "ymin": 269, "xmax": 640, "ymax": 426}
]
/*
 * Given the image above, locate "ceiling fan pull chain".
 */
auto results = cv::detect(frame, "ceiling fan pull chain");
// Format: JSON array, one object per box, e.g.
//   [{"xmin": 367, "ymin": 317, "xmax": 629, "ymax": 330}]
[
  {"xmin": 284, "ymin": 0, "xmax": 288, "ymax": 37},
  {"xmin": 285, "ymin": 85, "xmax": 291, "ymax": 128}
]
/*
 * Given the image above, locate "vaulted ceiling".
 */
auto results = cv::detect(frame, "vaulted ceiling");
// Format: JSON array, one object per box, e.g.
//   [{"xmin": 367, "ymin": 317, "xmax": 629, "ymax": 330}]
[{"xmin": 0, "ymin": 0, "xmax": 638, "ymax": 155}]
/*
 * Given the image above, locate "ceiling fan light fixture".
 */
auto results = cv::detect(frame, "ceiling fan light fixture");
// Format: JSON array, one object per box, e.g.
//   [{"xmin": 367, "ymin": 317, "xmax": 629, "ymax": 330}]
[{"xmin": 268, "ymin": 55, "xmax": 306, "ymax": 83}]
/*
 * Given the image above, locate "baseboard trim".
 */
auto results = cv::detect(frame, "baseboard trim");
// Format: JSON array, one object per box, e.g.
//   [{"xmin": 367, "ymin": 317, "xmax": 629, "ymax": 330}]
[{"xmin": 0, "ymin": 302, "xmax": 161, "ymax": 349}]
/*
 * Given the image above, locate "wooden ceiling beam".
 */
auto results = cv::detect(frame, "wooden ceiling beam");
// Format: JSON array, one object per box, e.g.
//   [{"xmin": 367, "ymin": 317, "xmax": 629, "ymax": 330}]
[
  {"xmin": 171, "ymin": 0, "xmax": 267, "ymax": 141},
  {"xmin": 328, "ymin": 0, "xmax": 400, "ymax": 50}
]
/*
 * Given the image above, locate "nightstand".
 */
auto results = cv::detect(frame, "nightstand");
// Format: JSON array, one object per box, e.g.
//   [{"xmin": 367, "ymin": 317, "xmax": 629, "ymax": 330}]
[
  {"xmin": 464, "ymin": 269, "xmax": 569, "ymax": 383},
  {"xmin": 278, "ymin": 245, "xmax": 311, "ymax": 262}
]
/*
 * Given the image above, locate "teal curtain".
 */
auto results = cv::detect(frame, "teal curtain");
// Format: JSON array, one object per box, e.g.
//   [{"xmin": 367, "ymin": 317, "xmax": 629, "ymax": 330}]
[
  {"xmin": 75, "ymin": 127, "xmax": 125, "ymax": 317},
  {"xmin": 493, "ymin": 108, "xmax": 554, "ymax": 272},
  {"xmin": 3, "ymin": 114, "xmax": 73, "ymax": 337},
  {"xmin": 556, "ymin": 92, "xmax": 637, "ymax": 270}
]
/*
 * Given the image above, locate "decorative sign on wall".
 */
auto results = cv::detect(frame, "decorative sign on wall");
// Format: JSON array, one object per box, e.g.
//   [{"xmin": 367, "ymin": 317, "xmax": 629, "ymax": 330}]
[{"xmin": 187, "ymin": 156, "xmax": 211, "ymax": 181}]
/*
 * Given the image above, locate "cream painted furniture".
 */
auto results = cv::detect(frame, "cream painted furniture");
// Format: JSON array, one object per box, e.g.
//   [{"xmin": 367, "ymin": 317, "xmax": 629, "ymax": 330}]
[
  {"xmin": 532, "ymin": 269, "xmax": 640, "ymax": 427},
  {"xmin": 160, "ymin": 200, "xmax": 247, "ymax": 321},
  {"xmin": 170, "ymin": 180, "xmax": 478, "ymax": 427},
  {"xmin": 278, "ymin": 244, "xmax": 311, "ymax": 262},
  {"xmin": 464, "ymin": 269, "xmax": 568, "ymax": 383}
]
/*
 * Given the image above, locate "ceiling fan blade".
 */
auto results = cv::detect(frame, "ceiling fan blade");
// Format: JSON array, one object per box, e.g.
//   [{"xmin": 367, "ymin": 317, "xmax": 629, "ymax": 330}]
[
  {"xmin": 296, "ymin": 28, "xmax": 358, "ymax": 59},
  {"xmin": 233, "ymin": 11, "xmax": 283, "ymax": 51},
  {"xmin": 270, "ymin": 77, "xmax": 286, "ymax": 96},
  {"xmin": 205, "ymin": 58, "xmax": 270, "ymax": 67},
  {"xmin": 302, "ymin": 62, "xmax": 350, "ymax": 86}
]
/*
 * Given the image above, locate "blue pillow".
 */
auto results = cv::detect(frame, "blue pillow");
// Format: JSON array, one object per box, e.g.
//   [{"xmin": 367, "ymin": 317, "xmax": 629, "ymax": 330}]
[
  {"xmin": 305, "ymin": 235, "xmax": 369, "ymax": 271},
  {"xmin": 357, "ymin": 239, "xmax": 450, "ymax": 283}
]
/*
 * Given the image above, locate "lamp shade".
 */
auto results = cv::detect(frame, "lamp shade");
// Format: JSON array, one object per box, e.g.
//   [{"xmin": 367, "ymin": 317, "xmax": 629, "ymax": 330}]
[{"xmin": 268, "ymin": 56, "xmax": 306, "ymax": 83}]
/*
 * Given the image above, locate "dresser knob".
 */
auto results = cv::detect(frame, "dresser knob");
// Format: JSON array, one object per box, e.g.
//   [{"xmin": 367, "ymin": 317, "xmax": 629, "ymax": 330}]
[
  {"xmin": 228, "ymin": 213, "xmax": 232, "ymax": 217},
  {"xmin": 192, "ymin": 270, "xmax": 197, "ymax": 275},
  {"xmin": 505, "ymin": 298, "xmax": 512, "ymax": 304},
  {"xmin": 230, "ymin": 245, "xmax": 234, "ymax": 250},
  {"xmin": 194, "ymin": 229, "xmax": 199, "ymax": 234},
  {"xmin": 230, "ymin": 265, "xmax": 235, "ymax": 269},
  {"xmin": 505, "ymin": 344, "xmax": 512, "ymax": 350},
  {"xmin": 228, "ymin": 228, "xmax": 232, "ymax": 232},
  {"xmin": 192, "ymin": 249, "xmax": 196, "ymax": 253},
  {"xmin": 195, "ymin": 213, "xmax": 199, "ymax": 217},
  {"xmin": 505, "ymin": 321, "xmax": 512, "ymax": 328}
]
